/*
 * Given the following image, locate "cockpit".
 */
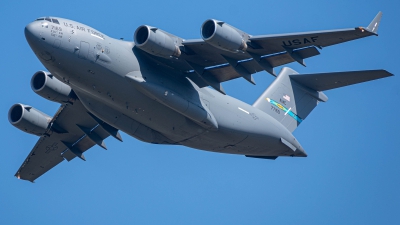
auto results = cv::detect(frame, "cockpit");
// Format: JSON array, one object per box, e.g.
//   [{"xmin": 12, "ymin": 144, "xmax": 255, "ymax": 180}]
[{"xmin": 35, "ymin": 17, "xmax": 60, "ymax": 24}]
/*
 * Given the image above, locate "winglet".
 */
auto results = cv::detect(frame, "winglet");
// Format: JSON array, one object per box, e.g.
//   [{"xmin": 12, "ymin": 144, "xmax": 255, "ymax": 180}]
[{"xmin": 366, "ymin": 11, "xmax": 382, "ymax": 35}]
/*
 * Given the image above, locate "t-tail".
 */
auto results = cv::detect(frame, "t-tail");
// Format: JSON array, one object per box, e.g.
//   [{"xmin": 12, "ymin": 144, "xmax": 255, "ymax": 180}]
[{"xmin": 253, "ymin": 67, "xmax": 392, "ymax": 132}]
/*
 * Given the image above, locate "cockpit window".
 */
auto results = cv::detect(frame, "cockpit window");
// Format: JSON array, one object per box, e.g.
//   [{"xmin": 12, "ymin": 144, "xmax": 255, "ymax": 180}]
[{"xmin": 35, "ymin": 17, "xmax": 61, "ymax": 25}]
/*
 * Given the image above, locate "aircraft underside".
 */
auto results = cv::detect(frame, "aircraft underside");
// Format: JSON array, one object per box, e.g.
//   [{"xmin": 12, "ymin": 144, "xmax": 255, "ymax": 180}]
[{"xmin": 8, "ymin": 12, "xmax": 392, "ymax": 182}]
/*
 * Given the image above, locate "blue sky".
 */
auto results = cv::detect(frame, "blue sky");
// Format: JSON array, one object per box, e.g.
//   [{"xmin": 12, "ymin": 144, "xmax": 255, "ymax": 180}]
[{"xmin": 1, "ymin": 0, "xmax": 399, "ymax": 224}]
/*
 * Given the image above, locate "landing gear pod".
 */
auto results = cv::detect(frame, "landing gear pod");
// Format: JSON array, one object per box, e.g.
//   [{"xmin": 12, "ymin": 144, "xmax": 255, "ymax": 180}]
[
  {"xmin": 8, "ymin": 103, "xmax": 52, "ymax": 136},
  {"xmin": 201, "ymin": 19, "xmax": 248, "ymax": 53},
  {"xmin": 134, "ymin": 25, "xmax": 181, "ymax": 58}
]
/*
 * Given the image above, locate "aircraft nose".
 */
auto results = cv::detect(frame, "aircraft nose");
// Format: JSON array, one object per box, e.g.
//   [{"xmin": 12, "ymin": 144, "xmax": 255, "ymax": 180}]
[{"xmin": 25, "ymin": 22, "xmax": 40, "ymax": 43}]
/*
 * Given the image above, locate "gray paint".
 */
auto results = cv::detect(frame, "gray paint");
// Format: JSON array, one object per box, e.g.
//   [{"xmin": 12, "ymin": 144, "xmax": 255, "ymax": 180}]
[{"xmin": 9, "ymin": 14, "xmax": 392, "ymax": 181}]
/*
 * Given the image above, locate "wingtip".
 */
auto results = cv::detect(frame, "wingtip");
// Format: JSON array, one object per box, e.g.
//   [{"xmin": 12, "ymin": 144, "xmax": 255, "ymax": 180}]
[
  {"xmin": 382, "ymin": 70, "xmax": 394, "ymax": 77},
  {"xmin": 367, "ymin": 11, "xmax": 382, "ymax": 34}
]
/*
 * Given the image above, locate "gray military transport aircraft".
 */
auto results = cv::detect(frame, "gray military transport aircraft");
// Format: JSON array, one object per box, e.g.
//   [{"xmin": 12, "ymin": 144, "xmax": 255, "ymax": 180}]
[{"xmin": 9, "ymin": 12, "xmax": 393, "ymax": 182}]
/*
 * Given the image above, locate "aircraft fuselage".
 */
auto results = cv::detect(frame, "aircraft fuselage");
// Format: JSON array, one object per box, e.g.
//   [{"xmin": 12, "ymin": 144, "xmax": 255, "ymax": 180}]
[{"xmin": 24, "ymin": 17, "xmax": 306, "ymax": 157}]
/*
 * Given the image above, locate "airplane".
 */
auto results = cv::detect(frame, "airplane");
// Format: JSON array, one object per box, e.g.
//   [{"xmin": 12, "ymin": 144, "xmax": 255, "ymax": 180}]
[{"xmin": 8, "ymin": 12, "xmax": 393, "ymax": 182}]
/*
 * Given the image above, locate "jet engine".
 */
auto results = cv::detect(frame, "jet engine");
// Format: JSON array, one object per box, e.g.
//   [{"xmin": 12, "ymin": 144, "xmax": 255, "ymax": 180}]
[
  {"xmin": 201, "ymin": 19, "xmax": 248, "ymax": 53},
  {"xmin": 31, "ymin": 71, "xmax": 75, "ymax": 103},
  {"xmin": 8, "ymin": 103, "xmax": 52, "ymax": 136},
  {"xmin": 134, "ymin": 25, "xmax": 181, "ymax": 58}
]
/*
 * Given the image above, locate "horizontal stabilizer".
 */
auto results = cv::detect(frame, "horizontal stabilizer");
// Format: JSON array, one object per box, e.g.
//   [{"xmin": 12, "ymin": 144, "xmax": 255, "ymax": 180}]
[{"xmin": 290, "ymin": 70, "xmax": 393, "ymax": 91}]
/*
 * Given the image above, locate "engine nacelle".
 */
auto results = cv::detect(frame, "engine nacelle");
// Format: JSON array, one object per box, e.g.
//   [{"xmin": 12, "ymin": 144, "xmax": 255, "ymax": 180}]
[
  {"xmin": 8, "ymin": 103, "xmax": 52, "ymax": 136},
  {"xmin": 201, "ymin": 19, "xmax": 248, "ymax": 53},
  {"xmin": 134, "ymin": 25, "xmax": 181, "ymax": 58},
  {"xmin": 31, "ymin": 71, "xmax": 74, "ymax": 103}
]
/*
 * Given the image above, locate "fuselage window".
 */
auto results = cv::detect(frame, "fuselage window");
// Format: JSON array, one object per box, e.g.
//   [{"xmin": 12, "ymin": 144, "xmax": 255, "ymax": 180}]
[{"xmin": 52, "ymin": 19, "xmax": 60, "ymax": 24}]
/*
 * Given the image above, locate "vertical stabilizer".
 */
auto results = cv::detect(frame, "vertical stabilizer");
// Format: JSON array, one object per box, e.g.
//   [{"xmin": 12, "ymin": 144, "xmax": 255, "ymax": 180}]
[
  {"xmin": 253, "ymin": 67, "xmax": 328, "ymax": 132},
  {"xmin": 253, "ymin": 67, "xmax": 392, "ymax": 132}
]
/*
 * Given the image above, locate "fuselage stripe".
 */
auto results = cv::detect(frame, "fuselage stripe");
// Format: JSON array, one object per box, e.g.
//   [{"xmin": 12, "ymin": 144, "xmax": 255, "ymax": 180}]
[{"xmin": 266, "ymin": 98, "xmax": 303, "ymax": 123}]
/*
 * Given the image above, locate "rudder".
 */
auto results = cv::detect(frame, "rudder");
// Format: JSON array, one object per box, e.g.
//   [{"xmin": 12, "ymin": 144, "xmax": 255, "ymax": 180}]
[{"xmin": 253, "ymin": 67, "xmax": 328, "ymax": 132}]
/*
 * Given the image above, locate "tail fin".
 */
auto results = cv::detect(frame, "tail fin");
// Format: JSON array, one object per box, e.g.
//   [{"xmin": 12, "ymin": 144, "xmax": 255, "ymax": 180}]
[{"xmin": 253, "ymin": 67, "xmax": 392, "ymax": 132}]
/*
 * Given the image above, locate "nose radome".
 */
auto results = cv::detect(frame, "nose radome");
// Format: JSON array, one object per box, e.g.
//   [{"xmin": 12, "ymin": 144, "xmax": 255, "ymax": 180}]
[{"xmin": 25, "ymin": 22, "xmax": 39, "ymax": 42}]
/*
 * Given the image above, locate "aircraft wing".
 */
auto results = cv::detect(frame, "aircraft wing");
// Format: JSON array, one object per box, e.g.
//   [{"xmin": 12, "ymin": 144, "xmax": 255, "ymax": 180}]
[
  {"xmin": 15, "ymin": 101, "xmax": 122, "ymax": 182},
  {"xmin": 138, "ymin": 12, "xmax": 382, "ymax": 94}
]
